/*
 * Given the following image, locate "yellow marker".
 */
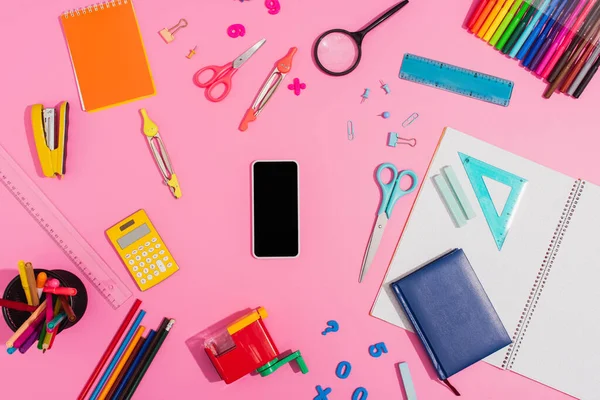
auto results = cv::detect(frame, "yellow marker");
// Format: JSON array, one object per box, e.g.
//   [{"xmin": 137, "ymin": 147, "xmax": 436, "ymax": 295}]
[
  {"xmin": 484, "ymin": 0, "xmax": 515, "ymax": 42},
  {"xmin": 18, "ymin": 261, "xmax": 33, "ymax": 305},
  {"xmin": 227, "ymin": 307, "xmax": 268, "ymax": 335},
  {"xmin": 98, "ymin": 326, "xmax": 145, "ymax": 400},
  {"xmin": 478, "ymin": 0, "xmax": 507, "ymax": 39}
]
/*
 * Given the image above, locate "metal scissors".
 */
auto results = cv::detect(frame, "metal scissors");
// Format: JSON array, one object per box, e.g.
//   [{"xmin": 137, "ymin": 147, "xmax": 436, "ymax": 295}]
[
  {"xmin": 193, "ymin": 39, "xmax": 266, "ymax": 102},
  {"xmin": 359, "ymin": 163, "xmax": 418, "ymax": 282}
]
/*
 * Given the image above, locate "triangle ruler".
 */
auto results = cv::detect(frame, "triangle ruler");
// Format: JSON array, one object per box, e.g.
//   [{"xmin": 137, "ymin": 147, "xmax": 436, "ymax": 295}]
[{"xmin": 459, "ymin": 152, "xmax": 527, "ymax": 250}]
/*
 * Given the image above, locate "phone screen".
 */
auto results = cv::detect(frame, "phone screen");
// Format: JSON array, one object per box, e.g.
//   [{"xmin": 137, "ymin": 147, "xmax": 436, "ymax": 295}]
[{"xmin": 252, "ymin": 161, "xmax": 299, "ymax": 258}]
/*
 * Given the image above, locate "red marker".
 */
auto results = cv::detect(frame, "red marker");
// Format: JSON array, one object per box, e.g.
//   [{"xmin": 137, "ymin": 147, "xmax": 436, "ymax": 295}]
[
  {"xmin": 43, "ymin": 287, "xmax": 77, "ymax": 296},
  {"xmin": 468, "ymin": 0, "xmax": 491, "ymax": 30}
]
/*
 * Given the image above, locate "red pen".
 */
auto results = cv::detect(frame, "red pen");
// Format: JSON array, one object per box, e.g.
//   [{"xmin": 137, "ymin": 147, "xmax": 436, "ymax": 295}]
[
  {"xmin": 0, "ymin": 298, "xmax": 38, "ymax": 313},
  {"xmin": 467, "ymin": 0, "xmax": 491, "ymax": 30},
  {"xmin": 43, "ymin": 287, "xmax": 77, "ymax": 296}
]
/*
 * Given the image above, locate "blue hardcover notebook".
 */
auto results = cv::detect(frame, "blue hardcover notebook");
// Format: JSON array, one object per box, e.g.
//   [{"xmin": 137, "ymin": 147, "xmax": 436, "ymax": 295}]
[{"xmin": 391, "ymin": 248, "xmax": 511, "ymax": 391}]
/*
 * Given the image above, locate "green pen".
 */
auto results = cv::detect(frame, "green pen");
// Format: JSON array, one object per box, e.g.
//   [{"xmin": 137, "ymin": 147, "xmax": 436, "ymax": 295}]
[
  {"xmin": 499, "ymin": 0, "xmax": 535, "ymax": 52},
  {"xmin": 491, "ymin": 0, "xmax": 524, "ymax": 46}
]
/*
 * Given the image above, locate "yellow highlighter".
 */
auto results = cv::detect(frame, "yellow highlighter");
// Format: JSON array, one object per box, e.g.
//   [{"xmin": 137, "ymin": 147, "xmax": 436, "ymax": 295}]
[
  {"xmin": 478, "ymin": 0, "xmax": 507, "ymax": 38},
  {"xmin": 484, "ymin": 0, "xmax": 515, "ymax": 42},
  {"xmin": 18, "ymin": 261, "xmax": 33, "ymax": 306}
]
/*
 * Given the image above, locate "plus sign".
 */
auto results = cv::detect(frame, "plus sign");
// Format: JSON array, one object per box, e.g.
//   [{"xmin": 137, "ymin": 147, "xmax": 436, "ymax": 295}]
[{"xmin": 314, "ymin": 385, "xmax": 332, "ymax": 400}]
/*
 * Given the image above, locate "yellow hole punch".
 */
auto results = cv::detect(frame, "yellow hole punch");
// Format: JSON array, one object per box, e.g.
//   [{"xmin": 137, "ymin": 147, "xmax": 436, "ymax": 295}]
[{"xmin": 30, "ymin": 101, "xmax": 69, "ymax": 178}]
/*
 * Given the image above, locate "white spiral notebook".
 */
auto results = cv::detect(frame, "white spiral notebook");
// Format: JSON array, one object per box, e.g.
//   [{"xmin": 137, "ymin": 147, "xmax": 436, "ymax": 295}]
[{"xmin": 372, "ymin": 127, "xmax": 600, "ymax": 399}]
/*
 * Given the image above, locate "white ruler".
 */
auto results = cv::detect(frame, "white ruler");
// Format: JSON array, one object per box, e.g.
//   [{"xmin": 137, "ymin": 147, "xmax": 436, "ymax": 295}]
[{"xmin": 0, "ymin": 144, "xmax": 131, "ymax": 309}]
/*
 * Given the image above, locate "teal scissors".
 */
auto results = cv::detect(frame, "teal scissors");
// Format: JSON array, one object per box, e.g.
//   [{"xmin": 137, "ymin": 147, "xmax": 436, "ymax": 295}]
[{"xmin": 359, "ymin": 163, "xmax": 418, "ymax": 282}]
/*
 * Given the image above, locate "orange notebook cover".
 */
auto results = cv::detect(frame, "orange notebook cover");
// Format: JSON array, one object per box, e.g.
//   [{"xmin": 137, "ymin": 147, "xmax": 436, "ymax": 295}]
[{"xmin": 60, "ymin": 0, "xmax": 155, "ymax": 112}]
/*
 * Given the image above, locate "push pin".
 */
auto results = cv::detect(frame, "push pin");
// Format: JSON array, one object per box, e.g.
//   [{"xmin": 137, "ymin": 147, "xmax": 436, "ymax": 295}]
[
  {"xmin": 186, "ymin": 46, "xmax": 197, "ymax": 59},
  {"xmin": 361, "ymin": 88, "xmax": 370, "ymax": 103},
  {"xmin": 380, "ymin": 79, "xmax": 391, "ymax": 94},
  {"xmin": 388, "ymin": 132, "xmax": 416, "ymax": 148},
  {"xmin": 380, "ymin": 111, "xmax": 391, "ymax": 119},
  {"xmin": 159, "ymin": 18, "xmax": 188, "ymax": 44}
]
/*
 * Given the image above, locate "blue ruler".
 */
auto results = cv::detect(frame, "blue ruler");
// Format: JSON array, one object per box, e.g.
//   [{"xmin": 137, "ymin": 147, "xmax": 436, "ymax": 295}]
[{"xmin": 399, "ymin": 54, "xmax": 514, "ymax": 106}]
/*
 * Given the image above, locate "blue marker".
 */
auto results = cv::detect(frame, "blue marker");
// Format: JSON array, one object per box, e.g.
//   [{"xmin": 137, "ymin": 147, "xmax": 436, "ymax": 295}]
[
  {"xmin": 111, "ymin": 328, "xmax": 155, "ymax": 400},
  {"xmin": 518, "ymin": 0, "xmax": 561, "ymax": 62},
  {"xmin": 510, "ymin": 0, "xmax": 552, "ymax": 58}
]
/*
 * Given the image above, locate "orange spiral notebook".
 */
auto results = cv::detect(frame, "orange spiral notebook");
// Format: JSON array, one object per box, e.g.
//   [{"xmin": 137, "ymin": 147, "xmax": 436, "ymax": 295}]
[{"xmin": 60, "ymin": 0, "xmax": 155, "ymax": 112}]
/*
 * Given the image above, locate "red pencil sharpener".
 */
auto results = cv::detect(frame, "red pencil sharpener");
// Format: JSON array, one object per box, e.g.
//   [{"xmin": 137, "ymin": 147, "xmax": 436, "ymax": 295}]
[{"xmin": 204, "ymin": 307, "xmax": 308, "ymax": 384}]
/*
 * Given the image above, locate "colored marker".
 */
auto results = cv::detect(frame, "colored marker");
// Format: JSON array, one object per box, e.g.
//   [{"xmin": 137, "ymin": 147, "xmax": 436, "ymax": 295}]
[
  {"xmin": 18, "ymin": 261, "xmax": 32, "ymax": 306},
  {"xmin": 36, "ymin": 272, "xmax": 47, "ymax": 299},
  {"xmin": 511, "ymin": 0, "xmax": 552, "ymax": 58},
  {"xmin": 43, "ymin": 286, "xmax": 77, "ymax": 296},
  {"xmin": 542, "ymin": 0, "xmax": 599, "ymax": 77},
  {"xmin": 569, "ymin": 41, "xmax": 600, "ymax": 95},
  {"xmin": 491, "ymin": 0, "xmax": 523, "ymax": 46},
  {"xmin": 573, "ymin": 50, "xmax": 600, "ymax": 97},
  {"xmin": 502, "ymin": 0, "xmax": 539, "ymax": 54},
  {"xmin": 529, "ymin": 0, "xmax": 580, "ymax": 71},
  {"xmin": 472, "ymin": 0, "xmax": 498, "ymax": 33},
  {"xmin": 468, "ymin": 0, "xmax": 492, "ymax": 30},
  {"xmin": 478, "ymin": 0, "xmax": 507, "ymax": 38},
  {"xmin": 485, "ymin": 0, "xmax": 516, "ymax": 42},
  {"xmin": 47, "ymin": 312, "xmax": 67, "ymax": 331},
  {"xmin": 561, "ymin": 36, "xmax": 600, "ymax": 92},
  {"xmin": 522, "ymin": 0, "xmax": 570, "ymax": 68}
]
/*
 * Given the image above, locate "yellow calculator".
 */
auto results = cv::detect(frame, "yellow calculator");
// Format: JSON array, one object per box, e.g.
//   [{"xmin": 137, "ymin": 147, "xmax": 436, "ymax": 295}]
[{"xmin": 106, "ymin": 209, "xmax": 179, "ymax": 291}]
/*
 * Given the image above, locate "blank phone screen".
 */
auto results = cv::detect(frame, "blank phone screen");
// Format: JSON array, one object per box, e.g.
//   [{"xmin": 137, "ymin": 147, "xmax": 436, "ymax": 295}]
[{"xmin": 253, "ymin": 161, "xmax": 299, "ymax": 257}]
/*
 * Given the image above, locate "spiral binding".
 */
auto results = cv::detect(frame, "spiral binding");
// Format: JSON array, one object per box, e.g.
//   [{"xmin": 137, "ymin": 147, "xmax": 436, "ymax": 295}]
[
  {"xmin": 63, "ymin": 0, "xmax": 128, "ymax": 18},
  {"xmin": 501, "ymin": 179, "xmax": 586, "ymax": 370}
]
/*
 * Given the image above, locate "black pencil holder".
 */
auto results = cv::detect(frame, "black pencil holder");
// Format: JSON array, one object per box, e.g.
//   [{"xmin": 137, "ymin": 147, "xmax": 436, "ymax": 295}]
[{"xmin": 2, "ymin": 269, "xmax": 88, "ymax": 334}]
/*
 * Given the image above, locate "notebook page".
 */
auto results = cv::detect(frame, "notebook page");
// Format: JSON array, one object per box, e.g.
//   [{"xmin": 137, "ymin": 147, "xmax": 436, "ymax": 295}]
[
  {"xmin": 371, "ymin": 127, "xmax": 575, "ymax": 368},
  {"xmin": 510, "ymin": 181, "xmax": 600, "ymax": 400}
]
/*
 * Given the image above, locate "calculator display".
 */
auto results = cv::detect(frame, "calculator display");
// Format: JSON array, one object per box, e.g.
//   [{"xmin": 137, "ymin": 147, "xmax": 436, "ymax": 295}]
[{"xmin": 117, "ymin": 223, "xmax": 151, "ymax": 249}]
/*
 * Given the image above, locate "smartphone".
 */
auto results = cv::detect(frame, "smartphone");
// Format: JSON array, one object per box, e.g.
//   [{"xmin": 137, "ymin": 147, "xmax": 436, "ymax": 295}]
[{"xmin": 252, "ymin": 160, "xmax": 299, "ymax": 258}]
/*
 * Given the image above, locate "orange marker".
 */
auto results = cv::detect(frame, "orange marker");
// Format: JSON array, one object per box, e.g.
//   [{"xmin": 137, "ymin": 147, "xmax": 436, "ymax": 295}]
[
  {"xmin": 478, "ymin": 0, "xmax": 507, "ymax": 39},
  {"xmin": 467, "ymin": 0, "xmax": 491, "ymax": 30},
  {"xmin": 471, "ymin": 0, "xmax": 497, "ymax": 33},
  {"xmin": 36, "ymin": 272, "xmax": 47, "ymax": 299}
]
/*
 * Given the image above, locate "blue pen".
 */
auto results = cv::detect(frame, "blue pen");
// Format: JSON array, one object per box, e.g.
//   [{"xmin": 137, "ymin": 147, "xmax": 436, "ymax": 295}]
[
  {"xmin": 523, "ymin": 0, "xmax": 568, "ymax": 67},
  {"xmin": 510, "ymin": 0, "xmax": 552, "ymax": 58},
  {"xmin": 112, "ymin": 330, "xmax": 156, "ymax": 400},
  {"xmin": 517, "ymin": 0, "xmax": 559, "ymax": 60},
  {"xmin": 89, "ymin": 310, "xmax": 146, "ymax": 400}
]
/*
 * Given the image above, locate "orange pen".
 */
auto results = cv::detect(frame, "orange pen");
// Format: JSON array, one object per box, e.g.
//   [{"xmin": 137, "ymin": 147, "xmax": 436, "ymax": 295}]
[
  {"xmin": 467, "ymin": 0, "xmax": 491, "ymax": 30},
  {"xmin": 471, "ymin": 0, "xmax": 497, "ymax": 33},
  {"xmin": 478, "ymin": 0, "xmax": 506, "ymax": 39}
]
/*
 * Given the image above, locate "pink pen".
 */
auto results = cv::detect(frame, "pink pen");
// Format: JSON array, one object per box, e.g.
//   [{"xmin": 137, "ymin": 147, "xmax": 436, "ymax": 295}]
[
  {"xmin": 540, "ymin": 0, "xmax": 597, "ymax": 78},
  {"xmin": 44, "ymin": 279, "xmax": 59, "ymax": 328},
  {"xmin": 43, "ymin": 287, "xmax": 77, "ymax": 296}
]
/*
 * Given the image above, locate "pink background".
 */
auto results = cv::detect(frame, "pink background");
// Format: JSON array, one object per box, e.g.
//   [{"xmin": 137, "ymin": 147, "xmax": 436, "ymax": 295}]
[{"xmin": 0, "ymin": 0, "xmax": 595, "ymax": 398}]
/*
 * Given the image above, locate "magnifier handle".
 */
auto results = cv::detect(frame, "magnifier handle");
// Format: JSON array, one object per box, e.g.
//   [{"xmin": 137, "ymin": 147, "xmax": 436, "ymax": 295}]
[{"xmin": 360, "ymin": 0, "xmax": 409, "ymax": 37}]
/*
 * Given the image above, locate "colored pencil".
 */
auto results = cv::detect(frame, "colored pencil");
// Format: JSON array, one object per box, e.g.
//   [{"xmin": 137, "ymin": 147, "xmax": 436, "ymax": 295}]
[
  {"xmin": 491, "ymin": 0, "xmax": 524, "ymax": 45},
  {"xmin": 89, "ymin": 310, "xmax": 147, "ymax": 400},
  {"xmin": 503, "ymin": 0, "xmax": 539, "ymax": 53},
  {"xmin": 46, "ymin": 327, "xmax": 57, "ymax": 350},
  {"xmin": 545, "ymin": 0, "xmax": 600, "ymax": 78},
  {"xmin": 59, "ymin": 295, "xmax": 77, "ymax": 322},
  {"xmin": 41, "ymin": 325, "xmax": 53, "ymax": 351},
  {"xmin": 573, "ymin": 49, "xmax": 600, "ymax": 96},
  {"xmin": 569, "ymin": 39, "xmax": 600, "ymax": 93},
  {"xmin": 478, "ymin": 0, "xmax": 507, "ymax": 38},
  {"xmin": 98, "ymin": 326, "xmax": 145, "ymax": 400},
  {"xmin": 545, "ymin": 14, "xmax": 600, "ymax": 97},
  {"xmin": 561, "ymin": 35, "xmax": 600, "ymax": 90},
  {"xmin": 523, "ymin": 0, "xmax": 572, "ymax": 68},
  {"xmin": 112, "ymin": 330, "xmax": 157, "ymax": 400},
  {"xmin": 106, "ymin": 337, "xmax": 146, "ymax": 400},
  {"xmin": 0, "ymin": 298, "xmax": 37, "ymax": 313},
  {"xmin": 529, "ymin": 0, "xmax": 580, "ymax": 71},
  {"xmin": 485, "ymin": 0, "xmax": 516, "ymax": 41},
  {"xmin": 37, "ymin": 323, "xmax": 47, "ymax": 350},
  {"xmin": 122, "ymin": 319, "xmax": 175, "ymax": 400},
  {"xmin": 511, "ymin": 0, "xmax": 552, "ymax": 58},
  {"xmin": 472, "ymin": 0, "xmax": 498, "ymax": 33},
  {"xmin": 5, "ymin": 300, "xmax": 46, "ymax": 348},
  {"xmin": 77, "ymin": 298, "xmax": 142, "ymax": 400}
]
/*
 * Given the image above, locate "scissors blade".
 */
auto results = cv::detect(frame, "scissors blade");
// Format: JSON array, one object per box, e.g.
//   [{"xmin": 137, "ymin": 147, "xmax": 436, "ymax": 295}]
[
  {"xmin": 359, "ymin": 213, "xmax": 389, "ymax": 283},
  {"xmin": 233, "ymin": 38, "xmax": 267, "ymax": 68}
]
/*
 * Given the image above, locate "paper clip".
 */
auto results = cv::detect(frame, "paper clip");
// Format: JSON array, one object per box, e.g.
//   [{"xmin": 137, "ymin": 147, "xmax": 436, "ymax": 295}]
[
  {"xmin": 402, "ymin": 112, "xmax": 419, "ymax": 128},
  {"xmin": 388, "ymin": 132, "xmax": 416, "ymax": 147},
  {"xmin": 159, "ymin": 19, "xmax": 188, "ymax": 43},
  {"xmin": 347, "ymin": 121, "xmax": 355, "ymax": 141}
]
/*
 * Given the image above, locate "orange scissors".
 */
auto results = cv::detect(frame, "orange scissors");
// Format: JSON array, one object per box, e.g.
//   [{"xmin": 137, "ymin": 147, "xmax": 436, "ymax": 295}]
[{"xmin": 193, "ymin": 39, "xmax": 266, "ymax": 102}]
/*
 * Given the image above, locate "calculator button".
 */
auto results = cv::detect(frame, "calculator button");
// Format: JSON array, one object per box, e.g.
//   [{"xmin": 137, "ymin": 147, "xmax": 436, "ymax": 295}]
[
  {"xmin": 142, "ymin": 251, "xmax": 148, "ymax": 257},
  {"xmin": 167, "ymin": 262, "xmax": 173, "ymax": 268},
  {"xmin": 147, "ymin": 274, "xmax": 153, "ymax": 280},
  {"xmin": 154, "ymin": 270, "xmax": 160, "ymax": 276},
  {"xmin": 136, "ymin": 272, "xmax": 142, "ymax": 278},
  {"xmin": 146, "ymin": 258, "xmax": 152, "ymax": 263},
  {"xmin": 132, "ymin": 250, "xmax": 138, "ymax": 255},
  {"xmin": 157, "ymin": 260, "xmax": 166, "ymax": 272},
  {"xmin": 139, "ymin": 262, "xmax": 145, "ymax": 267},
  {"xmin": 159, "ymin": 250, "xmax": 165, "ymax": 255},
  {"xmin": 128, "ymin": 260, "xmax": 135, "ymax": 265},
  {"xmin": 136, "ymin": 256, "xmax": 141, "ymax": 261},
  {"xmin": 152, "ymin": 238, "xmax": 157, "ymax": 242},
  {"xmin": 153, "ymin": 254, "xmax": 158, "ymax": 259},
  {"xmin": 145, "ymin": 242, "xmax": 151, "ymax": 247},
  {"xmin": 140, "ymin": 278, "xmax": 147, "ymax": 284},
  {"xmin": 150, "ymin": 264, "xmax": 156, "ymax": 270},
  {"xmin": 162, "ymin": 256, "xmax": 169, "ymax": 261},
  {"xmin": 148, "ymin": 248, "xmax": 154, "ymax": 253},
  {"xmin": 125, "ymin": 254, "xmax": 131, "ymax": 259},
  {"xmin": 143, "ymin": 268, "xmax": 149, "ymax": 274},
  {"xmin": 133, "ymin": 266, "xmax": 139, "ymax": 272},
  {"xmin": 155, "ymin": 244, "xmax": 161, "ymax": 249},
  {"xmin": 138, "ymin": 246, "xmax": 144, "ymax": 251}
]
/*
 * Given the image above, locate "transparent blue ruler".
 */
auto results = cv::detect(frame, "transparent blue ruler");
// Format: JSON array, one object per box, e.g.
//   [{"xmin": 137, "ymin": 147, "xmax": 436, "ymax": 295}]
[{"xmin": 399, "ymin": 54, "xmax": 514, "ymax": 106}]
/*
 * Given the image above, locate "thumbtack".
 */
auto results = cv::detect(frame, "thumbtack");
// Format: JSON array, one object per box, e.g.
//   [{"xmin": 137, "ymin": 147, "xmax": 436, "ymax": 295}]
[
  {"xmin": 380, "ymin": 79, "xmax": 391, "ymax": 94},
  {"xmin": 380, "ymin": 111, "xmax": 391, "ymax": 119},
  {"xmin": 361, "ymin": 88, "xmax": 370, "ymax": 104},
  {"xmin": 186, "ymin": 46, "xmax": 197, "ymax": 59},
  {"xmin": 388, "ymin": 132, "xmax": 416, "ymax": 148},
  {"xmin": 159, "ymin": 18, "xmax": 188, "ymax": 44}
]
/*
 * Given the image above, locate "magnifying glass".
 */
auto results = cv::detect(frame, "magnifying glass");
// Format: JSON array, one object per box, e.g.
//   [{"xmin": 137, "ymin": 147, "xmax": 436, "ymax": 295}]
[{"xmin": 314, "ymin": 0, "xmax": 409, "ymax": 76}]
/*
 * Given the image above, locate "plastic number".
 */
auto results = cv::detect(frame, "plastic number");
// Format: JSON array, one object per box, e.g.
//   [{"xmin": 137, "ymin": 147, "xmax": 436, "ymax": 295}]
[
  {"xmin": 352, "ymin": 387, "xmax": 368, "ymax": 400},
  {"xmin": 335, "ymin": 361, "xmax": 352, "ymax": 379},
  {"xmin": 368, "ymin": 342, "xmax": 388, "ymax": 358}
]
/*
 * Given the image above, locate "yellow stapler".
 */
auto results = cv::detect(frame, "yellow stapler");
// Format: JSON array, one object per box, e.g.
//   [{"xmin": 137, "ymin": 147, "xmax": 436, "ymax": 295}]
[{"xmin": 30, "ymin": 101, "xmax": 69, "ymax": 178}]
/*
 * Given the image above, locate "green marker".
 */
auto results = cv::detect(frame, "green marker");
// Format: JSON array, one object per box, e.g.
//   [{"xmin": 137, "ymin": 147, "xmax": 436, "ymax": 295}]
[
  {"xmin": 499, "ymin": 0, "xmax": 534, "ymax": 52},
  {"xmin": 491, "ymin": 0, "xmax": 524, "ymax": 47}
]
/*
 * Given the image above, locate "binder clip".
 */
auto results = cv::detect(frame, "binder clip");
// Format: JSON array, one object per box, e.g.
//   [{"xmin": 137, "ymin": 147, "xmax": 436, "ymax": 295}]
[
  {"xmin": 30, "ymin": 102, "xmax": 69, "ymax": 178},
  {"xmin": 388, "ymin": 132, "xmax": 416, "ymax": 148},
  {"xmin": 159, "ymin": 19, "xmax": 188, "ymax": 43}
]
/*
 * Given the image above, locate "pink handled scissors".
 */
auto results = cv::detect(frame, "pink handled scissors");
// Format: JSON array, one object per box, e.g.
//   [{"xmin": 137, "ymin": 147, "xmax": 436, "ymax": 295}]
[{"xmin": 193, "ymin": 39, "xmax": 266, "ymax": 102}]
